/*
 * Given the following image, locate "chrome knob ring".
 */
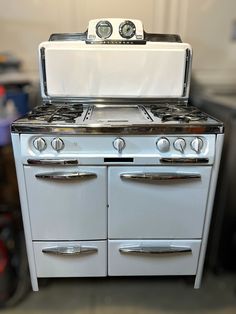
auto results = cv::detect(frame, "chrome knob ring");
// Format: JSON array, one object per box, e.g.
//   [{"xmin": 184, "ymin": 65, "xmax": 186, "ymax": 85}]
[
  {"xmin": 51, "ymin": 138, "xmax": 65, "ymax": 152},
  {"xmin": 113, "ymin": 137, "xmax": 126, "ymax": 154},
  {"xmin": 156, "ymin": 137, "xmax": 170, "ymax": 152},
  {"xmin": 33, "ymin": 137, "xmax": 47, "ymax": 152},
  {"xmin": 173, "ymin": 138, "xmax": 186, "ymax": 153},
  {"xmin": 191, "ymin": 137, "xmax": 204, "ymax": 154}
]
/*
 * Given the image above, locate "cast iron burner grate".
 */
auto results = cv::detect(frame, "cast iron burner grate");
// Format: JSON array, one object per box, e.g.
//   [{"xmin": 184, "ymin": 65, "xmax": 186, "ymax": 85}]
[
  {"xmin": 28, "ymin": 104, "xmax": 83, "ymax": 123},
  {"xmin": 150, "ymin": 104, "xmax": 208, "ymax": 123}
]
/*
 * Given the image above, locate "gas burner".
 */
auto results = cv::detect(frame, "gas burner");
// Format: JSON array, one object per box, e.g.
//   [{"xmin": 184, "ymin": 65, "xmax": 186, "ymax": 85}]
[
  {"xmin": 28, "ymin": 104, "xmax": 83, "ymax": 123},
  {"xmin": 150, "ymin": 104, "xmax": 208, "ymax": 123}
]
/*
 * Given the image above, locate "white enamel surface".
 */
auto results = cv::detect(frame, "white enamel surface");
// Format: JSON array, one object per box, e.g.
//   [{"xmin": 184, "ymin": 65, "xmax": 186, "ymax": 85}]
[
  {"xmin": 24, "ymin": 166, "xmax": 107, "ymax": 240},
  {"xmin": 108, "ymin": 166, "xmax": 211, "ymax": 239},
  {"xmin": 39, "ymin": 41, "xmax": 190, "ymax": 98},
  {"xmin": 34, "ymin": 241, "xmax": 107, "ymax": 277},
  {"xmin": 108, "ymin": 240, "xmax": 201, "ymax": 276}
]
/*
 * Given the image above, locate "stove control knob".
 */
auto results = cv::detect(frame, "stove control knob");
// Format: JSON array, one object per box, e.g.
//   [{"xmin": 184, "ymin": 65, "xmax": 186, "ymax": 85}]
[
  {"xmin": 156, "ymin": 137, "xmax": 170, "ymax": 152},
  {"xmin": 51, "ymin": 138, "xmax": 64, "ymax": 152},
  {"xmin": 174, "ymin": 138, "xmax": 186, "ymax": 153},
  {"xmin": 191, "ymin": 137, "xmax": 203, "ymax": 153},
  {"xmin": 113, "ymin": 138, "xmax": 126, "ymax": 154},
  {"xmin": 33, "ymin": 137, "xmax": 46, "ymax": 152}
]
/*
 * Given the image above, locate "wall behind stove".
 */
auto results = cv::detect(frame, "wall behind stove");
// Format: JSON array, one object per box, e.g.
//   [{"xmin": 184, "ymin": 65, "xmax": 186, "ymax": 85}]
[{"xmin": 0, "ymin": 0, "xmax": 236, "ymax": 85}]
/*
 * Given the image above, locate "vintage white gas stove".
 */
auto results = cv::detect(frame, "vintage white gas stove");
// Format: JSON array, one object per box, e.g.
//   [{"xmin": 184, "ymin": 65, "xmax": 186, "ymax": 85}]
[{"xmin": 11, "ymin": 18, "xmax": 224, "ymax": 291}]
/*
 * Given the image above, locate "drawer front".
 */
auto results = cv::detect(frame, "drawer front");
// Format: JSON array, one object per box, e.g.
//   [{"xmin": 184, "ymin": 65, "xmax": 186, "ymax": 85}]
[
  {"xmin": 108, "ymin": 166, "xmax": 211, "ymax": 238},
  {"xmin": 34, "ymin": 241, "xmax": 107, "ymax": 277},
  {"xmin": 25, "ymin": 166, "xmax": 107, "ymax": 240},
  {"xmin": 108, "ymin": 240, "xmax": 201, "ymax": 276}
]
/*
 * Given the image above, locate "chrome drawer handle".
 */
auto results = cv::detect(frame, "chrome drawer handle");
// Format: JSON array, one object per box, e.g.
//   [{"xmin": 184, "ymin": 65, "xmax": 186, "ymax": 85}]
[
  {"xmin": 160, "ymin": 158, "xmax": 209, "ymax": 164},
  {"xmin": 27, "ymin": 159, "xmax": 78, "ymax": 165},
  {"xmin": 35, "ymin": 171, "xmax": 97, "ymax": 180},
  {"xmin": 120, "ymin": 172, "xmax": 201, "ymax": 181},
  {"xmin": 119, "ymin": 245, "xmax": 192, "ymax": 255},
  {"xmin": 42, "ymin": 246, "xmax": 98, "ymax": 255}
]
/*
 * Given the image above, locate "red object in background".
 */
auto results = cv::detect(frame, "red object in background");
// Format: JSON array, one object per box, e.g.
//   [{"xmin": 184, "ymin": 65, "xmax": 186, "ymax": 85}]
[
  {"xmin": 0, "ymin": 86, "xmax": 6, "ymax": 97},
  {"xmin": 0, "ymin": 240, "xmax": 8, "ymax": 273}
]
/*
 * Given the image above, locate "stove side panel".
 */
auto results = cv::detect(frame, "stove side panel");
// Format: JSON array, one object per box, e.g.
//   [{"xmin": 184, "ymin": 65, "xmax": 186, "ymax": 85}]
[
  {"xmin": 11, "ymin": 133, "xmax": 39, "ymax": 291},
  {"xmin": 194, "ymin": 133, "xmax": 224, "ymax": 288}
]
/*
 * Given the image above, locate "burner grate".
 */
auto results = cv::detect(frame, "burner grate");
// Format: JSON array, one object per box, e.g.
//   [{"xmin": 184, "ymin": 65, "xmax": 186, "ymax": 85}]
[
  {"xmin": 150, "ymin": 104, "xmax": 208, "ymax": 123},
  {"xmin": 28, "ymin": 104, "xmax": 83, "ymax": 123}
]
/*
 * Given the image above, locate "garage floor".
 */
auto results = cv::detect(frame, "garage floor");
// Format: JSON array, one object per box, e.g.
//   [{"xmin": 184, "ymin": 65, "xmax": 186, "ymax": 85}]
[{"xmin": 1, "ymin": 273, "xmax": 236, "ymax": 314}]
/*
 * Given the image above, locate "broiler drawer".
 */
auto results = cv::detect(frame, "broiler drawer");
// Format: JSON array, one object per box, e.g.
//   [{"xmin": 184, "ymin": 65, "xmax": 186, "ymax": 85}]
[
  {"xmin": 33, "ymin": 241, "xmax": 107, "ymax": 277},
  {"xmin": 108, "ymin": 240, "xmax": 201, "ymax": 276}
]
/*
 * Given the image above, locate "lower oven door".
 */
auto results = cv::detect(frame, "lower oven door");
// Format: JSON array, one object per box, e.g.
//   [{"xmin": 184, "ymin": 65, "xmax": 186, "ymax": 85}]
[
  {"xmin": 108, "ymin": 166, "xmax": 211, "ymax": 239},
  {"xmin": 24, "ymin": 166, "xmax": 107, "ymax": 240}
]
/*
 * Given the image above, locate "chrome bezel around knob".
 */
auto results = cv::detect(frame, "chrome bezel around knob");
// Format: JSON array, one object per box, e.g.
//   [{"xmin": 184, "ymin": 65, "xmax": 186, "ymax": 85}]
[
  {"xmin": 173, "ymin": 138, "xmax": 186, "ymax": 153},
  {"xmin": 33, "ymin": 137, "xmax": 47, "ymax": 152},
  {"xmin": 191, "ymin": 137, "xmax": 204, "ymax": 154},
  {"xmin": 156, "ymin": 137, "xmax": 170, "ymax": 152},
  {"xmin": 51, "ymin": 138, "xmax": 65, "ymax": 152},
  {"xmin": 113, "ymin": 137, "xmax": 126, "ymax": 154}
]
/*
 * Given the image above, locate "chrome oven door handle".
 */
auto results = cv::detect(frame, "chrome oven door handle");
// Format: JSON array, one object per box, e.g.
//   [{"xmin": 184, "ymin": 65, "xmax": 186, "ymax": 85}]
[
  {"xmin": 27, "ymin": 159, "xmax": 78, "ymax": 165},
  {"xmin": 120, "ymin": 172, "xmax": 201, "ymax": 181},
  {"xmin": 119, "ymin": 245, "xmax": 192, "ymax": 255},
  {"xmin": 42, "ymin": 246, "xmax": 98, "ymax": 255},
  {"xmin": 35, "ymin": 171, "xmax": 97, "ymax": 180}
]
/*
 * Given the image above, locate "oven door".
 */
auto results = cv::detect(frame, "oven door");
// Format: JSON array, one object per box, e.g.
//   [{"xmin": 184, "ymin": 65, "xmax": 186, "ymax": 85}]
[
  {"xmin": 24, "ymin": 166, "xmax": 107, "ymax": 240},
  {"xmin": 108, "ymin": 166, "xmax": 211, "ymax": 239}
]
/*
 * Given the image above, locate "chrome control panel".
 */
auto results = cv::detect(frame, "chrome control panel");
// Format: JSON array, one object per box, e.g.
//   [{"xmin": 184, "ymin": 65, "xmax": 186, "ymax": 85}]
[
  {"xmin": 87, "ymin": 18, "xmax": 144, "ymax": 42},
  {"xmin": 22, "ymin": 134, "xmax": 215, "ymax": 165}
]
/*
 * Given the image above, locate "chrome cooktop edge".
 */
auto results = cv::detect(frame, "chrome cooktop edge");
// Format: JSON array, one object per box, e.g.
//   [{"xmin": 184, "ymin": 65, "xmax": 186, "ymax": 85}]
[{"xmin": 11, "ymin": 123, "xmax": 224, "ymax": 135}]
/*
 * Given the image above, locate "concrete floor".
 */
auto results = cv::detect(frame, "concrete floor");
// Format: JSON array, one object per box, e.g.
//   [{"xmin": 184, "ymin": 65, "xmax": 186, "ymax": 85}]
[{"xmin": 1, "ymin": 273, "xmax": 236, "ymax": 314}]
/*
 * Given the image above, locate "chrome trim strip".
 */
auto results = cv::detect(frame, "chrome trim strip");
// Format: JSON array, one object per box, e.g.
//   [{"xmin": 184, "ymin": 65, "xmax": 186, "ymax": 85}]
[
  {"xmin": 41, "ymin": 97, "xmax": 189, "ymax": 105},
  {"xmin": 183, "ymin": 48, "xmax": 191, "ymax": 97},
  {"xmin": 42, "ymin": 246, "xmax": 98, "ymax": 255},
  {"xmin": 120, "ymin": 172, "xmax": 201, "ymax": 181},
  {"xmin": 27, "ymin": 159, "xmax": 78, "ymax": 165},
  {"xmin": 35, "ymin": 171, "xmax": 97, "ymax": 180},
  {"xmin": 40, "ymin": 47, "xmax": 48, "ymax": 96},
  {"xmin": 12, "ymin": 124, "xmax": 224, "ymax": 134},
  {"xmin": 160, "ymin": 158, "xmax": 209, "ymax": 164},
  {"xmin": 119, "ymin": 245, "xmax": 192, "ymax": 254}
]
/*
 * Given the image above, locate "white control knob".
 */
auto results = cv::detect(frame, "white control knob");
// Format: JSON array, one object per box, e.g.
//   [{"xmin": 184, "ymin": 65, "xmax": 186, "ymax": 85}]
[
  {"xmin": 191, "ymin": 137, "xmax": 203, "ymax": 153},
  {"xmin": 174, "ymin": 138, "xmax": 186, "ymax": 153},
  {"xmin": 33, "ymin": 137, "xmax": 46, "ymax": 152},
  {"xmin": 51, "ymin": 138, "xmax": 64, "ymax": 152},
  {"xmin": 156, "ymin": 137, "xmax": 170, "ymax": 152},
  {"xmin": 113, "ymin": 138, "xmax": 126, "ymax": 153}
]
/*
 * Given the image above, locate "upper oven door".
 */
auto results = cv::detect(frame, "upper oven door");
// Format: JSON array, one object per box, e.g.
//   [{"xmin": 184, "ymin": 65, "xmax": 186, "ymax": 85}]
[
  {"xmin": 24, "ymin": 166, "xmax": 107, "ymax": 241},
  {"xmin": 108, "ymin": 166, "xmax": 211, "ymax": 239}
]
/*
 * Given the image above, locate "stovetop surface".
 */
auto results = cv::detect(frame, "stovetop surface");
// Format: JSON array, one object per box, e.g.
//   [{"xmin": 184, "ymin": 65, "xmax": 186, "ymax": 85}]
[{"xmin": 12, "ymin": 102, "xmax": 224, "ymax": 134}]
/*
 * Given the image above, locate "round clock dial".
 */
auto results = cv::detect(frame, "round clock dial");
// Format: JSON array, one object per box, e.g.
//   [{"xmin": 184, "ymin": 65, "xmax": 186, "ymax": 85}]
[
  {"xmin": 96, "ymin": 20, "xmax": 113, "ymax": 39},
  {"xmin": 119, "ymin": 20, "xmax": 136, "ymax": 39}
]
